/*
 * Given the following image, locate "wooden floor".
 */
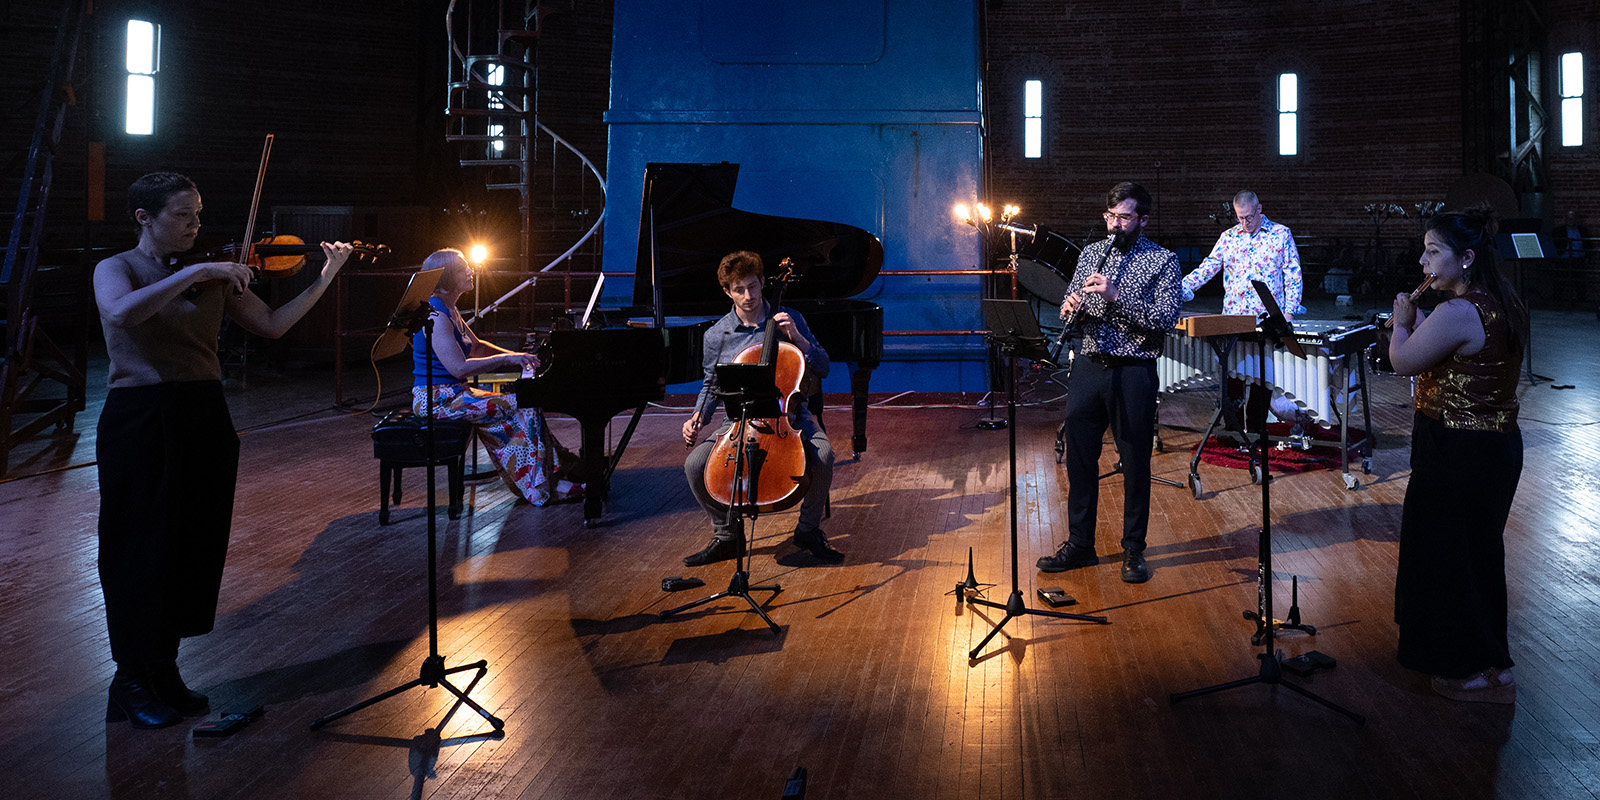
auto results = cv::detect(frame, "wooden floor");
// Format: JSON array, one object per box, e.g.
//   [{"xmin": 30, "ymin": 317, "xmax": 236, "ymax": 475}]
[{"xmin": 3, "ymin": 310, "xmax": 1599, "ymax": 800}]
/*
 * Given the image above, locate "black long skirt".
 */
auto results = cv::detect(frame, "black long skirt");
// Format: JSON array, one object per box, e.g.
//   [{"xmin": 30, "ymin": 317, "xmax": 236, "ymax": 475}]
[
  {"xmin": 1395, "ymin": 410, "xmax": 1522, "ymax": 678},
  {"xmin": 96, "ymin": 380, "xmax": 239, "ymax": 666}
]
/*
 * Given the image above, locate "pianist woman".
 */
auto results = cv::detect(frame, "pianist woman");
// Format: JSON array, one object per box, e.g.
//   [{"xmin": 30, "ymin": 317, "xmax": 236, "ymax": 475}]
[
  {"xmin": 411, "ymin": 247, "xmax": 582, "ymax": 507},
  {"xmin": 94, "ymin": 172, "xmax": 353, "ymax": 728},
  {"xmin": 1387, "ymin": 205, "xmax": 1528, "ymax": 704}
]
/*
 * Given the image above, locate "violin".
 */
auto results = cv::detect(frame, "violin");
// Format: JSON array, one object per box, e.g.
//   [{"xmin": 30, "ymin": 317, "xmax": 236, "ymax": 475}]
[
  {"xmin": 174, "ymin": 133, "xmax": 386, "ymax": 293},
  {"xmin": 178, "ymin": 235, "xmax": 390, "ymax": 280},
  {"xmin": 702, "ymin": 259, "xmax": 811, "ymax": 513}
]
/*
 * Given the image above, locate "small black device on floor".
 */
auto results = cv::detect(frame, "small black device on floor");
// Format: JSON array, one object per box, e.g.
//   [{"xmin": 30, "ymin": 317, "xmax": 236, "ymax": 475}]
[
  {"xmin": 1036, "ymin": 587, "xmax": 1076, "ymax": 607},
  {"xmin": 193, "ymin": 706, "xmax": 265, "ymax": 738},
  {"xmin": 661, "ymin": 576, "xmax": 705, "ymax": 592},
  {"xmin": 1280, "ymin": 650, "xmax": 1337, "ymax": 676},
  {"xmin": 781, "ymin": 765, "xmax": 807, "ymax": 799}
]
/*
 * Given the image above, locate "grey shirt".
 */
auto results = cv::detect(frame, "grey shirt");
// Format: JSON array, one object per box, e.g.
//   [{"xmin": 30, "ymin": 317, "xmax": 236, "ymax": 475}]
[
  {"xmin": 692, "ymin": 303, "xmax": 830, "ymax": 423},
  {"xmin": 97, "ymin": 248, "xmax": 227, "ymax": 389}
]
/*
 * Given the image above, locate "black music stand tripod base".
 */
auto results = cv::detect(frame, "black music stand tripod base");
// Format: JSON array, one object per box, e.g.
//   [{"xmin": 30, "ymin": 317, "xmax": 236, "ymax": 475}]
[
  {"xmin": 965, "ymin": 300, "xmax": 1109, "ymax": 662},
  {"xmin": 312, "ymin": 307, "xmax": 503, "ymax": 736},
  {"xmin": 964, "ymin": 588, "xmax": 1108, "ymax": 659},
  {"xmin": 659, "ymin": 562, "xmax": 783, "ymax": 635},
  {"xmin": 310, "ymin": 655, "xmax": 502, "ymax": 734}
]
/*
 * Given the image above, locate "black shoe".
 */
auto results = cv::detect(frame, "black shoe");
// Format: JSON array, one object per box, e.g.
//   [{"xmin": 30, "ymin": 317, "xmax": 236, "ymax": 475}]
[
  {"xmin": 1037, "ymin": 542, "xmax": 1098, "ymax": 573},
  {"xmin": 793, "ymin": 528, "xmax": 845, "ymax": 563},
  {"xmin": 106, "ymin": 670, "xmax": 183, "ymax": 729},
  {"xmin": 683, "ymin": 535, "xmax": 744, "ymax": 567},
  {"xmin": 150, "ymin": 662, "xmax": 210, "ymax": 717},
  {"xmin": 1121, "ymin": 550, "xmax": 1151, "ymax": 584}
]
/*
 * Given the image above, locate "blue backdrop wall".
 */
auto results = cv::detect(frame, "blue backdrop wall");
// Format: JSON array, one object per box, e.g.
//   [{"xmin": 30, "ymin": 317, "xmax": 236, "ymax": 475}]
[{"xmin": 603, "ymin": 0, "xmax": 990, "ymax": 394}]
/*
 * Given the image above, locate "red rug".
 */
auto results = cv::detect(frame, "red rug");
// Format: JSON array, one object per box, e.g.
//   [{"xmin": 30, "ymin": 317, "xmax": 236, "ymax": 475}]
[{"xmin": 1192, "ymin": 422, "xmax": 1366, "ymax": 474}]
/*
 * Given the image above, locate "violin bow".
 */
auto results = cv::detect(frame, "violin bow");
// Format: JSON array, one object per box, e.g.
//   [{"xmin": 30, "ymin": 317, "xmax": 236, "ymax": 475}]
[{"xmin": 236, "ymin": 134, "xmax": 275, "ymax": 279}]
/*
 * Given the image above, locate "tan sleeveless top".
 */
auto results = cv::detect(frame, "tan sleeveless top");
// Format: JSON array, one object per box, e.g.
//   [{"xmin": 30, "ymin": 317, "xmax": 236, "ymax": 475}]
[
  {"xmin": 97, "ymin": 248, "xmax": 227, "ymax": 388},
  {"xmin": 1414, "ymin": 290, "xmax": 1520, "ymax": 432}
]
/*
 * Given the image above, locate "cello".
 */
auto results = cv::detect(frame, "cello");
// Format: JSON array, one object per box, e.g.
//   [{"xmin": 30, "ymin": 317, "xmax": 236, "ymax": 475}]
[{"xmin": 702, "ymin": 259, "xmax": 811, "ymax": 513}]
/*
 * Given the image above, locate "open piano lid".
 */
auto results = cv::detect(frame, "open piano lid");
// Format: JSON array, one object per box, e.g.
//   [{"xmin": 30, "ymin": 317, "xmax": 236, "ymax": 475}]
[{"xmin": 633, "ymin": 162, "xmax": 884, "ymax": 315}]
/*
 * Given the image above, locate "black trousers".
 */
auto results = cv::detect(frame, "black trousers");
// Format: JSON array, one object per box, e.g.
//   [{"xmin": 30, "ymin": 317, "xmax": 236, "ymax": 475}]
[
  {"xmin": 1396, "ymin": 411, "xmax": 1521, "ymax": 678},
  {"xmin": 1061, "ymin": 356, "xmax": 1158, "ymax": 554},
  {"xmin": 97, "ymin": 381, "xmax": 239, "ymax": 667}
]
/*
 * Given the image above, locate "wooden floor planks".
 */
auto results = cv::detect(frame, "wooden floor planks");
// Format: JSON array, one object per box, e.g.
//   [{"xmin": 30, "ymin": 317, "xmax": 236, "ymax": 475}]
[{"xmin": 2, "ymin": 310, "xmax": 1600, "ymax": 798}]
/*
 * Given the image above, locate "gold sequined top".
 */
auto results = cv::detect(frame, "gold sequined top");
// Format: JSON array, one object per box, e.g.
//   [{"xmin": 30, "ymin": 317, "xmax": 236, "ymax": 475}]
[{"xmin": 1415, "ymin": 290, "xmax": 1521, "ymax": 432}]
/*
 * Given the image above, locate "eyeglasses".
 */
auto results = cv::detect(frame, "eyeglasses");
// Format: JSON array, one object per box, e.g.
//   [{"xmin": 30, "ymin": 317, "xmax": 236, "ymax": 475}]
[{"xmin": 1103, "ymin": 211, "xmax": 1142, "ymax": 223}]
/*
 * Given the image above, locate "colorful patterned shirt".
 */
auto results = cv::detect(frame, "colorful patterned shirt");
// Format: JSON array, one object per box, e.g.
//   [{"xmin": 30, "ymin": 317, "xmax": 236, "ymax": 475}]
[
  {"xmin": 1066, "ymin": 235, "xmax": 1183, "ymax": 359},
  {"xmin": 1181, "ymin": 217, "xmax": 1306, "ymax": 316}
]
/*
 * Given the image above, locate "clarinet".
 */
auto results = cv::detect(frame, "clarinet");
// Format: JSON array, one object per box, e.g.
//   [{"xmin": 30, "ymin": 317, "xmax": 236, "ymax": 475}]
[{"xmin": 1047, "ymin": 235, "xmax": 1116, "ymax": 364}]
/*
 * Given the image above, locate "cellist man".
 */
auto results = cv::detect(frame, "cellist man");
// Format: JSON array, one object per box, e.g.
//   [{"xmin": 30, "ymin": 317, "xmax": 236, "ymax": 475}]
[{"xmin": 679, "ymin": 250, "xmax": 844, "ymax": 566}]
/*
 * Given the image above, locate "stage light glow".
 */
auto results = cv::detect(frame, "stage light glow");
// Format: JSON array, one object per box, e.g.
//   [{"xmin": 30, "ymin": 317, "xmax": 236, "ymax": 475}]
[{"xmin": 469, "ymin": 244, "xmax": 489, "ymax": 266}]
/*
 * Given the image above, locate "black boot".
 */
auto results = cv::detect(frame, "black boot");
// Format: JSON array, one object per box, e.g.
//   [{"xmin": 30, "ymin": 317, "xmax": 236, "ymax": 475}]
[
  {"xmin": 150, "ymin": 662, "xmax": 210, "ymax": 717},
  {"xmin": 106, "ymin": 669, "xmax": 183, "ymax": 729}
]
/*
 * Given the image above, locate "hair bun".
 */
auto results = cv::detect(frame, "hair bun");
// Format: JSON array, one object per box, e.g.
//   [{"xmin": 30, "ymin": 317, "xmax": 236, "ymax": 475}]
[{"xmin": 1463, "ymin": 202, "xmax": 1499, "ymax": 241}]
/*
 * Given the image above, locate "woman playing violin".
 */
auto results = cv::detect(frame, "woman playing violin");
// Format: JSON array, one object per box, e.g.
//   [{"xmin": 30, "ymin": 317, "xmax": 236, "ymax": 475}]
[
  {"xmin": 410, "ymin": 248, "xmax": 581, "ymax": 507},
  {"xmin": 92, "ymin": 172, "xmax": 353, "ymax": 729}
]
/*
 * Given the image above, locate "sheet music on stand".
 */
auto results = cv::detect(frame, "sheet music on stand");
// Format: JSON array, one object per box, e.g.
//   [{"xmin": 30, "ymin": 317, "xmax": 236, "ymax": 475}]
[
  {"xmin": 981, "ymin": 299, "xmax": 1056, "ymax": 365},
  {"xmin": 1250, "ymin": 280, "xmax": 1305, "ymax": 359}
]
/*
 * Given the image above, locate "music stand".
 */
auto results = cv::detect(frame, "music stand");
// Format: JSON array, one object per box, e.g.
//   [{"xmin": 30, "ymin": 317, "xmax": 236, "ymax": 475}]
[
  {"xmin": 1500, "ymin": 232, "xmax": 1553, "ymax": 385},
  {"xmin": 1169, "ymin": 281, "xmax": 1363, "ymax": 724},
  {"xmin": 312, "ymin": 287, "xmax": 505, "ymax": 735},
  {"xmin": 964, "ymin": 300, "xmax": 1108, "ymax": 660},
  {"xmin": 659, "ymin": 360, "xmax": 786, "ymax": 633}
]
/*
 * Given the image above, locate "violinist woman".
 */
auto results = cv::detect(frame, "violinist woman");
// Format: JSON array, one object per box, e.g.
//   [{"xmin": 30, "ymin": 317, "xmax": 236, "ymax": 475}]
[
  {"xmin": 94, "ymin": 172, "xmax": 353, "ymax": 728},
  {"xmin": 1387, "ymin": 205, "xmax": 1529, "ymax": 704},
  {"xmin": 679, "ymin": 250, "xmax": 843, "ymax": 567},
  {"xmin": 410, "ymin": 248, "xmax": 581, "ymax": 506}
]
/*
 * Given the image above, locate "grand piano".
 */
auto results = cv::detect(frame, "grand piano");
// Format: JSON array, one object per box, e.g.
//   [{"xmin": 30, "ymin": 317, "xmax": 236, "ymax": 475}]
[{"xmin": 519, "ymin": 162, "xmax": 884, "ymax": 526}]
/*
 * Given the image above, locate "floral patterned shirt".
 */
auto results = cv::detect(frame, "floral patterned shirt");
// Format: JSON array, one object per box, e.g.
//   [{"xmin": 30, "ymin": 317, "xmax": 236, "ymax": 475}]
[
  {"xmin": 1066, "ymin": 235, "xmax": 1183, "ymax": 359},
  {"xmin": 1181, "ymin": 217, "xmax": 1306, "ymax": 316}
]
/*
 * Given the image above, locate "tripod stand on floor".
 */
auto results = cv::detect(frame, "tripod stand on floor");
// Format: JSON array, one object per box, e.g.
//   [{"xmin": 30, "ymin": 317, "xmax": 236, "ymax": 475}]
[
  {"xmin": 313, "ymin": 284, "xmax": 504, "ymax": 735},
  {"xmin": 1168, "ymin": 281, "xmax": 1363, "ymax": 725},
  {"xmin": 965, "ymin": 300, "xmax": 1109, "ymax": 659},
  {"xmin": 659, "ymin": 362, "xmax": 790, "ymax": 634}
]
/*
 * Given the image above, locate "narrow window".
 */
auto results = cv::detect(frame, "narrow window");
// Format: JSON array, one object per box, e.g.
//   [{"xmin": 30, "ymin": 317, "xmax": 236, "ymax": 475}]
[
  {"xmin": 1277, "ymin": 73, "xmax": 1298, "ymax": 156},
  {"xmin": 125, "ymin": 20, "xmax": 158, "ymax": 136},
  {"xmin": 487, "ymin": 64, "xmax": 505, "ymax": 155},
  {"xmin": 1023, "ymin": 79, "xmax": 1043, "ymax": 159},
  {"xmin": 1560, "ymin": 52, "xmax": 1584, "ymax": 147}
]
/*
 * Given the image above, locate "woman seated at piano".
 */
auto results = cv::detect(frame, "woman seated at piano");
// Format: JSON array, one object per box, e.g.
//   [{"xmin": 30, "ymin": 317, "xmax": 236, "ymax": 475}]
[{"xmin": 412, "ymin": 248, "xmax": 581, "ymax": 505}]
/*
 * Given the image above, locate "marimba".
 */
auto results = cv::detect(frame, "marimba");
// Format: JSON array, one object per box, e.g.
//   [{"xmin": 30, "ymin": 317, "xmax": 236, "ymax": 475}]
[{"xmin": 1159, "ymin": 314, "xmax": 1377, "ymax": 495}]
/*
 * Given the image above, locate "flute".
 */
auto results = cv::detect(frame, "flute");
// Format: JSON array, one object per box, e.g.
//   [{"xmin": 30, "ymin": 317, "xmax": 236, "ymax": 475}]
[{"xmin": 1383, "ymin": 273, "xmax": 1436, "ymax": 328}]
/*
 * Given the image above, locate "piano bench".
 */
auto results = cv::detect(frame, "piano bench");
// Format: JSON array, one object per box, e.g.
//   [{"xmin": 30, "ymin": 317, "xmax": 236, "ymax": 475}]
[{"xmin": 372, "ymin": 411, "xmax": 474, "ymax": 525}]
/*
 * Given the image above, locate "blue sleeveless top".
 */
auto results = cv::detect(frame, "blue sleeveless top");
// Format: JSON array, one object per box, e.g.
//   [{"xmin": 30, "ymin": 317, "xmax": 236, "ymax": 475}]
[{"xmin": 411, "ymin": 296, "xmax": 472, "ymax": 386}]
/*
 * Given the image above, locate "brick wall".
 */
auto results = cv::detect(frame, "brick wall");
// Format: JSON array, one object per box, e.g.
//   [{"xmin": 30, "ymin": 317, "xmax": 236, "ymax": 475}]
[
  {"xmin": 982, "ymin": 0, "xmax": 1600, "ymax": 307},
  {"xmin": 983, "ymin": 2, "xmax": 1469, "ymax": 261}
]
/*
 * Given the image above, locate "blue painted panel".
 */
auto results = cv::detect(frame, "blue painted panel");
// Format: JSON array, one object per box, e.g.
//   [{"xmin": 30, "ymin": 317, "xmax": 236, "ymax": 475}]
[
  {"xmin": 699, "ymin": 1, "xmax": 885, "ymax": 64},
  {"xmin": 607, "ymin": 0, "xmax": 991, "ymax": 393}
]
